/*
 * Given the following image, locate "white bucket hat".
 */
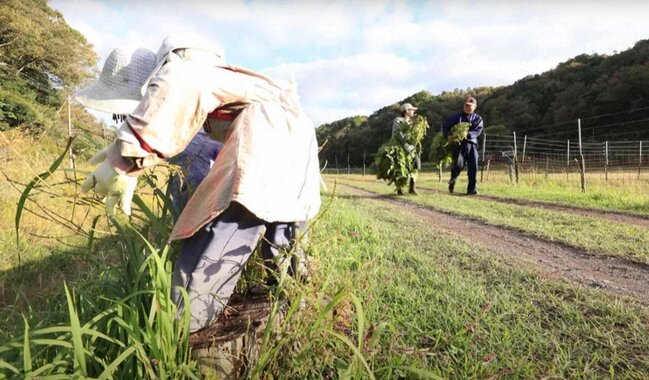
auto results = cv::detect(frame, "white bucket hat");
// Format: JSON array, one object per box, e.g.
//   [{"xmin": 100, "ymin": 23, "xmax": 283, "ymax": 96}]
[
  {"xmin": 141, "ymin": 35, "xmax": 226, "ymax": 95},
  {"xmin": 75, "ymin": 46, "xmax": 157, "ymax": 114}
]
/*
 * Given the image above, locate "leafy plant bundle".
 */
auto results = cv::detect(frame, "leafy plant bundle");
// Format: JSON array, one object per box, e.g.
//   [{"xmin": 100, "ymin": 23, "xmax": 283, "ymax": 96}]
[
  {"xmin": 450, "ymin": 122, "xmax": 470, "ymax": 143},
  {"xmin": 428, "ymin": 122, "xmax": 470, "ymax": 167},
  {"xmin": 375, "ymin": 115, "xmax": 429, "ymax": 192},
  {"xmin": 403, "ymin": 114, "xmax": 430, "ymax": 147}
]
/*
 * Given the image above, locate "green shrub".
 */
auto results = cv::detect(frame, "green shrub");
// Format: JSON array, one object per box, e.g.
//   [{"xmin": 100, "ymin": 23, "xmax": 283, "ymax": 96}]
[{"xmin": 0, "ymin": 89, "xmax": 51, "ymax": 131}]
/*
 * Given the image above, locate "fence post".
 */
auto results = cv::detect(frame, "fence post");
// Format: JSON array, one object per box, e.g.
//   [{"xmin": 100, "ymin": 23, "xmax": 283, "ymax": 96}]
[
  {"xmin": 566, "ymin": 139, "xmax": 570, "ymax": 182},
  {"xmin": 362, "ymin": 150, "xmax": 366, "ymax": 176},
  {"xmin": 513, "ymin": 132, "xmax": 519, "ymax": 183},
  {"xmin": 335, "ymin": 155, "xmax": 339, "ymax": 175},
  {"xmin": 578, "ymin": 119, "xmax": 586, "ymax": 192},
  {"xmin": 67, "ymin": 96, "xmax": 77, "ymax": 185},
  {"xmin": 522, "ymin": 135, "xmax": 527, "ymax": 164},
  {"xmin": 480, "ymin": 132, "xmax": 486, "ymax": 182},
  {"xmin": 605, "ymin": 141, "xmax": 609, "ymax": 182},
  {"xmin": 347, "ymin": 152, "xmax": 350, "ymax": 175},
  {"xmin": 638, "ymin": 141, "xmax": 643, "ymax": 179},
  {"xmin": 438, "ymin": 164, "xmax": 442, "ymax": 183},
  {"xmin": 545, "ymin": 155, "xmax": 549, "ymax": 179}
]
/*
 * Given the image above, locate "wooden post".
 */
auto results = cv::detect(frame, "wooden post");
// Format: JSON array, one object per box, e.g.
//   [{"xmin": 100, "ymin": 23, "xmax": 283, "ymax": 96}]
[
  {"xmin": 335, "ymin": 155, "xmax": 339, "ymax": 175},
  {"xmin": 362, "ymin": 150, "xmax": 366, "ymax": 176},
  {"xmin": 190, "ymin": 293, "xmax": 285, "ymax": 380},
  {"xmin": 347, "ymin": 152, "xmax": 350, "ymax": 175},
  {"xmin": 438, "ymin": 164, "xmax": 442, "ymax": 182},
  {"xmin": 566, "ymin": 139, "xmax": 570, "ymax": 182},
  {"xmin": 605, "ymin": 141, "xmax": 609, "ymax": 182},
  {"xmin": 638, "ymin": 141, "xmax": 643, "ymax": 179},
  {"xmin": 578, "ymin": 119, "xmax": 586, "ymax": 192}
]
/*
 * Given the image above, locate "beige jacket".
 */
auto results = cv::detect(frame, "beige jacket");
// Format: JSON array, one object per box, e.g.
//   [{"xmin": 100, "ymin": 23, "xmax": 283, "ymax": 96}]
[{"xmin": 109, "ymin": 57, "xmax": 321, "ymax": 241}]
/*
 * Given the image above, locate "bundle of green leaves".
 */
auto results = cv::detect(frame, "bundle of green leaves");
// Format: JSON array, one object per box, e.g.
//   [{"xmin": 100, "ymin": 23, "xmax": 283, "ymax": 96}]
[
  {"xmin": 374, "ymin": 115, "xmax": 429, "ymax": 192},
  {"xmin": 450, "ymin": 122, "xmax": 470, "ymax": 142},
  {"xmin": 374, "ymin": 142, "xmax": 414, "ymax": 190},
  {"xmin": 428, "ymin": 122, "xmax": 470, "ymax": 167},
  {"xmin": 403, "ymin": 114, "xmax": 430, "ymax": 146}
]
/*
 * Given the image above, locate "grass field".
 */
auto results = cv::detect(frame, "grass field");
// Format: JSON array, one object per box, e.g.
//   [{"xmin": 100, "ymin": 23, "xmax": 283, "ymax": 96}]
[{"xmin": 2, "ymin": 135, "xmax": 649, "ymax": 378}]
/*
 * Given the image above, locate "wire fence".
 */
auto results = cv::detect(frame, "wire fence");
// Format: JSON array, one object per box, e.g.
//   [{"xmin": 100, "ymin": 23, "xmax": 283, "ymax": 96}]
[
  {"xmin": 471, "ymin": 132, "xmax": 649, "ymax": 188},
  {"xmin": 322, "ymin": 134, "xmax": 649, "ymax": 190}
]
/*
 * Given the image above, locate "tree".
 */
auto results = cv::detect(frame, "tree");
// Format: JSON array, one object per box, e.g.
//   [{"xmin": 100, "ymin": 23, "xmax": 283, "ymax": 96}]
[{"xmin": 0, "ymin": 0, "xmax": 96, "ymax": 107}]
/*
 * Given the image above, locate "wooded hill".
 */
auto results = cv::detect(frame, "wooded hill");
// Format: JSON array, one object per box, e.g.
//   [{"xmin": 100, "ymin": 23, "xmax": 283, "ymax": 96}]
[
  {"xmin": 0, "ymin": 0, "xmax": 105, "ymax": 158},
  {"xmin": 317, "ymin": 39, "xmax": 649, "ymax": 168}
]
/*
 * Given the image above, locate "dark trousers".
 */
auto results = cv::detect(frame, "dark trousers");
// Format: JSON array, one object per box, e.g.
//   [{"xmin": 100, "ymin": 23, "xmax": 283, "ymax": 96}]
[
  {"xmin": 171, "ymin": 202, "xmax": 306, "ymax": 332},
  {"xmin": 450, "ymin": 142, "xmax": 479, "ymax": 192}
]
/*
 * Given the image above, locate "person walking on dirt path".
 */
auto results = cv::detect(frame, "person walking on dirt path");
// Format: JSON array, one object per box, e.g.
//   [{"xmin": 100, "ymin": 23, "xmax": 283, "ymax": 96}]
[
  {"xmin": 392, "ymin": 103, "xmax": 420, "ymax": 195},
  {"xmin": 79, "ymin": 36, "xmax": 321, "ymax": 333},
  {"xmin": 443, "ymin": 96, "xmax": 484, "ymax": 195}
]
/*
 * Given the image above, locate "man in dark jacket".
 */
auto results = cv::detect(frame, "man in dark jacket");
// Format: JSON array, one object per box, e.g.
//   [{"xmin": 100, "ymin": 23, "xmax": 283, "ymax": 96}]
[{"xmin": 442, "ymin": 96, "xmax": 484, "ymax": 195}]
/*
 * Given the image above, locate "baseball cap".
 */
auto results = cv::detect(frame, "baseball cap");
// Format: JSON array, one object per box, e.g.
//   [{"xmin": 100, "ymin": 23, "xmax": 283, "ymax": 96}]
[
  {"xmin": 464, "ymin": 96, "xmax": 477, "ymax": 106},
  {"xmin": 400, "ymin": 103, "xmax": 417, "ymax": 112}
]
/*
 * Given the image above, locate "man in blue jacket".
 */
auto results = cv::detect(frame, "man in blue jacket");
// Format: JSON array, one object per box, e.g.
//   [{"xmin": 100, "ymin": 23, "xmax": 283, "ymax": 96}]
[{"xmin": 442, "ymin": 96, "xmax": 484, "ymax": 195}]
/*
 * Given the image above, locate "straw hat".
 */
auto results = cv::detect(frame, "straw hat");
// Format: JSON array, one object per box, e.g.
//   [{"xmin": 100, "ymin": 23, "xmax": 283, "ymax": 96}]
[{"xmin": 75, "ymin": 46, "xmax": 157, "ymax": 114}]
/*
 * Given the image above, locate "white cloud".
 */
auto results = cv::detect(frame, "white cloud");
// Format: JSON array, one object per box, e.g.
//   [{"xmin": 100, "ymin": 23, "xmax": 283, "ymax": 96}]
[{"xmin": 51, "ymin": 0, "xmax": 649, "ymax": 127}]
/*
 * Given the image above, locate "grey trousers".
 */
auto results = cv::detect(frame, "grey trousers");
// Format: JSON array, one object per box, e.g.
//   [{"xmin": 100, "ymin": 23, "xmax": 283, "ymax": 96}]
[{"xmin": 171, "ymin": 202, "xmax": 305, "ymax": 332}]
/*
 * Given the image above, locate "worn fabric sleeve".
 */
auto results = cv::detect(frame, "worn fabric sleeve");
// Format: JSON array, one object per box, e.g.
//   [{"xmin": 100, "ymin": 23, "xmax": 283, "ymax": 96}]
[{"xmin": 114, "ymin": 59, "xmax": 296, "ymax": 171}]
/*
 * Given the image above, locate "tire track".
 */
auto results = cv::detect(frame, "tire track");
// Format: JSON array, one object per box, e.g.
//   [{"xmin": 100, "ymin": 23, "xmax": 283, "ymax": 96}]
[
  {"xmin": 334, "ymin": 176, "xmax": 649, "ymax": 229},
  {"xmin": 338, "ymin": 183, "xmax": 649, "ymax": 305}
]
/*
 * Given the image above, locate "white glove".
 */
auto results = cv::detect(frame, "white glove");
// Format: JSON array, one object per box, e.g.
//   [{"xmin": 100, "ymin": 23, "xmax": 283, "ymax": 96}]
[
  {"xmin": 81, "ymin": 147, "xmax": 138, "ymax": 216},
  {"xmin": 405, "ymin": 143, "xmax": 415, "ymax": 153}
]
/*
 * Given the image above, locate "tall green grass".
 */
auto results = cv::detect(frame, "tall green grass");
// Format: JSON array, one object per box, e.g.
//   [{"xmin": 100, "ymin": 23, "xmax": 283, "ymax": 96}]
[
  {"xmin": 0, "ymin": 140, "xmax": 198, "ymax": 378},
  {"xmin": 262, "ymin": 185, "xmax": 649, "ymax": 379}
]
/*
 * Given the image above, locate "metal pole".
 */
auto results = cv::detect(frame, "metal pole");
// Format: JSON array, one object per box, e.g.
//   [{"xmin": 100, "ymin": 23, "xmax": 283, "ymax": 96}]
[
  {"xmin": 522, "ymin": 135, "xmax": 527, "ymax": 163},
  {"xmin": 638, "ymin": 141, "xmax": 643, "ymax": 179},
  {"xmin": 67, "ymin": 96, "xmax": 77, "ymax": 187},
  {"xmin": 513, "ymin": 132, "xmax": 519, "ymax": 183},
  {"xmin": 566, "ymin": 139, "xmax": 570, "ymax": 182},
  {"xmin": 513, "ymin": 132, "xmax": 518, "ymax": 158},
  {"xmin": 578, "ymin": 119, "xmax": 585, "ymax": 192},
  {"xmin": 605, "ymin": 141, "xmax": 609, "ymax": 182}
]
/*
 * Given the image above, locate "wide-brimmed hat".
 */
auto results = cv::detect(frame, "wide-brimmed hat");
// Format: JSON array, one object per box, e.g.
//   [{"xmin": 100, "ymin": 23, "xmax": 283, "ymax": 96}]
[
  {"xmin": 141, "ymin": 35, "xmax": 226, "ymax": 95},
  {"xmin": 75, "ymin": 46, "xmax": 157, "ymax": 114}
]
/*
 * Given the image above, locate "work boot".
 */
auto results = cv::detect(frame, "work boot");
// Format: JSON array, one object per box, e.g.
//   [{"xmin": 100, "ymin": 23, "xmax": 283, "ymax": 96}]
[
  {"xmin": 408, "ymin": 178, "xmax": 418, "ymax": 195},
  {"xmin": 448, "ymin": 180, "xmax": 455, "ymax": 193}
]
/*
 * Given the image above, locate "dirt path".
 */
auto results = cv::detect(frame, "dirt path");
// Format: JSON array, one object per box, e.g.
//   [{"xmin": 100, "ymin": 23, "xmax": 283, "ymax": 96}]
[
  {"xmin": 335, "ymin": 176, "xmax": 649, "ymax": 229},
  {"xmin": 418, "ymin": 185, "xmax": 649, "ymax": 229},
  {"xmin": 339, "ymin": 183, "xmax": 649, "ymax": 305}
]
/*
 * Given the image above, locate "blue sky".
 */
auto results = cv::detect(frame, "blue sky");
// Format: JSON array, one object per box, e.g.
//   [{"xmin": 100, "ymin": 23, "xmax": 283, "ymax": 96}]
[{"xmin": 51, "ymin": 0, "xmax": 649, "ymax": 127}]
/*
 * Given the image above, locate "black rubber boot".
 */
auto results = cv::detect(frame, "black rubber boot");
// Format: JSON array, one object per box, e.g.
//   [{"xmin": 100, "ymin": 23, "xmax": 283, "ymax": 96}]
[{"xmin": 408, "ymin": 178, "xmax": 418, "ymax": 195}]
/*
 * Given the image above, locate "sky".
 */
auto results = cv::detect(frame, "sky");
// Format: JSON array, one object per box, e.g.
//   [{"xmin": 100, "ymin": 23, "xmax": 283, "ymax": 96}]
[{"xmin": 51, "ymin": 0, "xmax": 649, "ymax": 127}]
